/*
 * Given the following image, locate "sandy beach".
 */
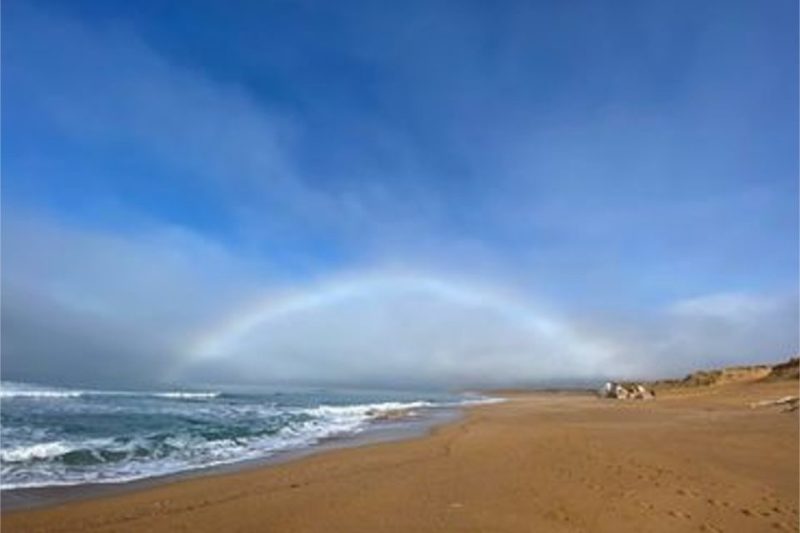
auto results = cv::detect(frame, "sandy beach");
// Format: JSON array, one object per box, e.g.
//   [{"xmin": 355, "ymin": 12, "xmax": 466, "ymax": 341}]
[{"xmin": 2, "ymin": 379, "xmax": 797, "ymax": 533}]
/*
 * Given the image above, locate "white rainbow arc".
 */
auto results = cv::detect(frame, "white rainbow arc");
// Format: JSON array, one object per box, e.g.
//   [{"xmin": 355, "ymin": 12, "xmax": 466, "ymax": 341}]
[{"xmin": 186, "ymin": 274, "xmax": 571, "ymax": 362}]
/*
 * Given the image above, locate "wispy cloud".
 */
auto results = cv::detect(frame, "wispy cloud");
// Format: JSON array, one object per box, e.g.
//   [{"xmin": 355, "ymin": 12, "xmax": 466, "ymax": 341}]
[
  {"xmin": 4, "ymin": 2, "xmax": 452, "ymax": 252},
  {"xmin": 6, "ymin": 3, "xmax": 323, "ymax": 227}
]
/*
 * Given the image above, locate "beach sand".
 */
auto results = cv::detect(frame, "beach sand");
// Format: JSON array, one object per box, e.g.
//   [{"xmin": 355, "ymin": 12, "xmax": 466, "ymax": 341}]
[{"xmin": 2, "ymin": 380, "xmax": 797, "ymax": 532}]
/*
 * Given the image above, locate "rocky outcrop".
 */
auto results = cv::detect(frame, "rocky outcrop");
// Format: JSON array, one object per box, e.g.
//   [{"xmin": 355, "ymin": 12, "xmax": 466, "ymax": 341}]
[{"xmin": 599, "ymin": 382, "xmax": 655, "ymax": 400}]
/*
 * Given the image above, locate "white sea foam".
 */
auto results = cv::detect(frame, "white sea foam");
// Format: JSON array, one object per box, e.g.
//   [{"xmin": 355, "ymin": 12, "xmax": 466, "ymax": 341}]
[
  {"xmin": 306, "ymin": 400, "xmax": 433, "ymax": 419},
  {"xmin": 456, "ymin": 396, "xmax": 505, "ymax": 406},
  {"xmin": 151, "ymin": 391, "xmax": 221, "ymax": 399},
  {"xmin": 1, "ymin": 390, "xmax": 85, "ymax": 399},
  {"xmin": 0, "ymin": 442, "xmax": 75, "ymax": 462},
  {"xmin": 0, "ymin": 382, "xmax": 86, "ymax": 399},
  {"xmin": 0, "ymin": 382, "xmax": 221, "ymax": 400}
]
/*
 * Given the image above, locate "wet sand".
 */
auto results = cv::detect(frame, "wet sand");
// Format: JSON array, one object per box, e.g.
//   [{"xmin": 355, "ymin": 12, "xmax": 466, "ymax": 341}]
[{"xmin": 2, "ymin": 380, "xmax": 797, "ymax": 532}]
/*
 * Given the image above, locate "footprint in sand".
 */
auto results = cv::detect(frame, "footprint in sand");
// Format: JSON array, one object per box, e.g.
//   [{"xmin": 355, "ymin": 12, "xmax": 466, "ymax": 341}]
[
  {"xmin": 700, "ymin": 524, "xmax": 723, "ymax": 533},
  {"xmin": 668, "ymin": 510, "xmax": 692, "ymax": 519}
]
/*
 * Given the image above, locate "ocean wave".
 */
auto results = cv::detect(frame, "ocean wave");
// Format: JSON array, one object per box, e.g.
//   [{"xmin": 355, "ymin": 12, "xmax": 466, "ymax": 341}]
[
  {"xmin": 150, "ymin": 392, "xmax": 222, "ymax": 400},
  {"xmin": 456, "ymin": 396, "xmax": 505, "ymax": 406},
  {"xmin": 0, "ymin": 410, "xmax": 376, "ymax": 489},
  {"xmin": 306, "ymin": 400, "xmax": 433, "ymax": 419},
  {"xmin": 0, "ymin": 442, "xmax": 75, "ymax": 462},
  {"xmin": 281, "ymin": 401, "xmax": 435, "ymax": 440},
  {"xmin": 0, "ymin": 390, "xmax": 84, "ymax": 399},
  {"xmin": 0, "ymin": 382, "xmax": 221, "ymax": 401}
]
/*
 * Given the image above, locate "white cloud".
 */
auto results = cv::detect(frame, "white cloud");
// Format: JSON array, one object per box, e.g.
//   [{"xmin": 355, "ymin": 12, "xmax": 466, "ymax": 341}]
[
  {"xmin": 656, "ymin": 291, "xmax": 798, "ymax": 372},
  {"xmin": 1, "ymin": 211, "xmax": 261, "ymax": 385}
]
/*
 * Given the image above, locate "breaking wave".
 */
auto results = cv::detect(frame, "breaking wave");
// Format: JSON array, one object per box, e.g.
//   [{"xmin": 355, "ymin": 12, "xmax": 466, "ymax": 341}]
[{"xmin": 0, "ymin": 382, "xmax": 221, "ymax": 401}]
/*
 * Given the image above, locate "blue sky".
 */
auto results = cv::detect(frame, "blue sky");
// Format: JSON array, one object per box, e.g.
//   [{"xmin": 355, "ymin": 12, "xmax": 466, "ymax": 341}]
[{"xmin": 2, "ymin": 0, "xmax": 798, "ymax": 388}]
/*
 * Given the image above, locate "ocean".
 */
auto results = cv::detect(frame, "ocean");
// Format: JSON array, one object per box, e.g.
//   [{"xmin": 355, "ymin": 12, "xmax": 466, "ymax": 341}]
[{"xmin": 0, "ymin": 381, "xmax": 492, "ymax": 491}]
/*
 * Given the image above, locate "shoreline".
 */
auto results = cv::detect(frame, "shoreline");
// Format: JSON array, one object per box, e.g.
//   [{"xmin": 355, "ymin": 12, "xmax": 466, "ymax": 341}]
[
  {"xmin": 3, "ymin": 380, "xmax": 798, "ymax": 532},
  {"xmin": 1, "ymin": 403, "xmax": 464, "ymax": 511}
]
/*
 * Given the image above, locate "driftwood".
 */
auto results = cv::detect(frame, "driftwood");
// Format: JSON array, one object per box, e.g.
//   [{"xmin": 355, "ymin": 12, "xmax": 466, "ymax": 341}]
[{"xmin": 749, "ymin": 396, "xmax": 799, "ymax": 412}]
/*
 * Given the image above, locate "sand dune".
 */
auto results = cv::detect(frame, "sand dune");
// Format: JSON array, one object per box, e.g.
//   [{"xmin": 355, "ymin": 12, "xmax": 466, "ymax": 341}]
[{"xmin": 650, "ymin": 357, "xmax": 798, "ymax": 389}]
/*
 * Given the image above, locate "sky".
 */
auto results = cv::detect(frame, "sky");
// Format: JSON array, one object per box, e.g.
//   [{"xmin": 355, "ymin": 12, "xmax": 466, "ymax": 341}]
[{"xmin": 2, "ymin": 0, "xmax": 798, "ymax": 389}]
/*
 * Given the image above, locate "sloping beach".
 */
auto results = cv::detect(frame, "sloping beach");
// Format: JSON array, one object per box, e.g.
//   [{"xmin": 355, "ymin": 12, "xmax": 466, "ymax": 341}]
[{"xmin": 3, "ymin": 374, "xmax": 797, "ymax": 532}]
